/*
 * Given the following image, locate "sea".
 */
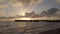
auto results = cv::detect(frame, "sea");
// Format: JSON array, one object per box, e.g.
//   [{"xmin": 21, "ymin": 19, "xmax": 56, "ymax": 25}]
[{"xmin": 0, "ymin": 19, "xmax": 60, "ymax": 34}]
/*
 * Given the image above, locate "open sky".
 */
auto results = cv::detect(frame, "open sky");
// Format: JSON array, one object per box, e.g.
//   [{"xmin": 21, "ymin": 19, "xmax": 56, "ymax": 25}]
[{"xmin": 0, "ymin": 0, "xmax": 60, "ymax": 17}]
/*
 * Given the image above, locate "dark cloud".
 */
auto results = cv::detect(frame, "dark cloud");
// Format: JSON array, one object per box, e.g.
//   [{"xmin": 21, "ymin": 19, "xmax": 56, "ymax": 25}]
[
  {"xmin": 47, "ymin": 8, "xmax": 59, "ymax": 16},
  {"xmin": 41, "ymin": 8, "xmax": 60, "ymax": 17}
]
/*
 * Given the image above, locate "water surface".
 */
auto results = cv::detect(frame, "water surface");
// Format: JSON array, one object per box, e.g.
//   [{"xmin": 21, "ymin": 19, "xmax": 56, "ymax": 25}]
[{"xmin": 0, "ymin": 21, "xmax": 60, "ymax": 34}]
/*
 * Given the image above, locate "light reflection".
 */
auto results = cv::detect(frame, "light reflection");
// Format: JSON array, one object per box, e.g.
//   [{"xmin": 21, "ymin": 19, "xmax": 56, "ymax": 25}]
[{"xmin": 18, "ymin": 22, "xmax": 26, "ymax": 28}]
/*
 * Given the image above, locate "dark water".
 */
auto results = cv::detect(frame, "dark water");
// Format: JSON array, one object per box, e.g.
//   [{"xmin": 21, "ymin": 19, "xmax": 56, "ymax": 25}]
[{"xmin": 0, "ymin": 21, "xmax": 60, "ymax": 34}]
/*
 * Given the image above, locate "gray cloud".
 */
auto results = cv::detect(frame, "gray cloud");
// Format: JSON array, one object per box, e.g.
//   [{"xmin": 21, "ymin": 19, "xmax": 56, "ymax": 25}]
[
  {"xmin": 0, "ymin": 0, "xmax": 5, "ymax": 2},
  {"xmin": 41, "ymin": 8, "xmax": 60, "ymax": 17},
  {"xmin": 9, "ymin": 0, "xmax": 43, "ymax": 7}
]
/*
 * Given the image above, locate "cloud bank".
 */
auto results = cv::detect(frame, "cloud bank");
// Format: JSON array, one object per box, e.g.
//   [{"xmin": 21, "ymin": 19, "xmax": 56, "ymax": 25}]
[
  {"xmin": 0, "ymin": 0, "xmax": 43, "ymax": 17},
  {"xmin": 9, "ymin": 0, "xmax": 43, "ymax": 7}
]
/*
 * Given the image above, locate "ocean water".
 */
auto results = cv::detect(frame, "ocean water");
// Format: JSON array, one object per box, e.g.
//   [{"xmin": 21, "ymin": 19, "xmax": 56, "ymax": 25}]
[{"xmin": 0, "ymin": 21, "xmax": 60, "ymax": 34}]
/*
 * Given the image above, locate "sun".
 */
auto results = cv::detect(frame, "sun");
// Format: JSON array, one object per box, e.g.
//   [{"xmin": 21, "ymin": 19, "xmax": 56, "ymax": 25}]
[{"xmin": 20, "ymin": 18, "xmax": 31, "ymax": 20}]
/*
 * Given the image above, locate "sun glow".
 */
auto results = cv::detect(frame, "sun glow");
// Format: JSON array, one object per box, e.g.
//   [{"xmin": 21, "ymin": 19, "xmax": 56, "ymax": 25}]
[
  {"xmin": 20, "ymin": 18, "xmax": 31, "ymax": 20},
  {"xmin": 22, "ymin": 13, "xmax": 25, "ymax": 16}
]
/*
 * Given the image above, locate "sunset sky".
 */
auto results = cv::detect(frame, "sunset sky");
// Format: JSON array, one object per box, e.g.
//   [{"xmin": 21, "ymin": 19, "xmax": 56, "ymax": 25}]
[{"xmin": 0, "ymin": 0, "xmax": 60, "ymax": 17}]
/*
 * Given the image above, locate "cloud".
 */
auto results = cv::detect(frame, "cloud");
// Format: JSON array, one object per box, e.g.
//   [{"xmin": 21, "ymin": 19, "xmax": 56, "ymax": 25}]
[
  {"xmin": 0, "ymin": 4, "xmax": 6, "ymax": 9},
  {"xmin": 55, "ymin": 0, "xmax": 60, "ymax": 3},
  {"xmin": 41, "ymin": 8, "xmax": 60, "ymax": 17},
  {"xmin": 0, "ymin": 0, "xmax": 9, "ymax": 11},
  {"xmin": 0, "ymin": 0, "xmax": 43, "ymax": 17},
  {"xmin": 9, "ymin": 0, "xmax": 43, "ymax": 7},
  {"xmin": 0, "ymin": 11, "xmax": 5, "ymax": 17},
  {"xmin": 0, "ymin": 4, "xmax": 9, "ymax": 13},
  {"xmin": 0, "ymin": 0, "xmax": 5, "ymax": 2}
]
